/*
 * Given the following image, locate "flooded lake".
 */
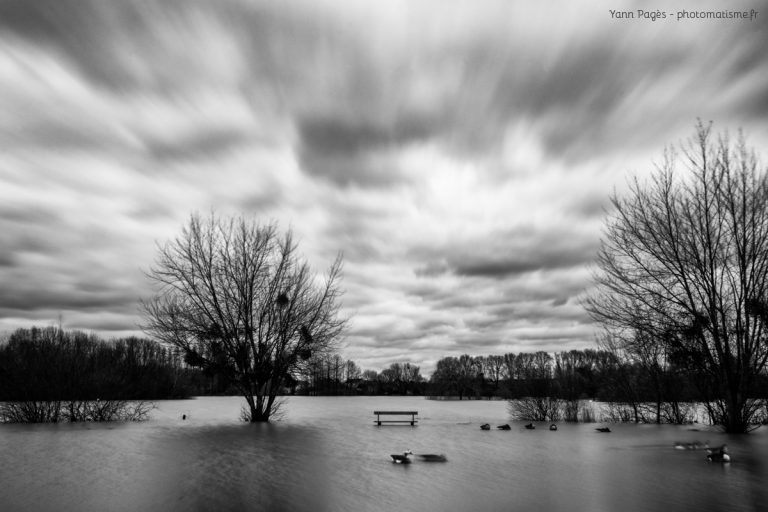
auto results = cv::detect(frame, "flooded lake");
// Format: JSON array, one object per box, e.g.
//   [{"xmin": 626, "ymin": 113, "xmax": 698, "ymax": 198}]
[{"xmin": 2, "ymin": 396, "xmax": 767, "ymax": 511}]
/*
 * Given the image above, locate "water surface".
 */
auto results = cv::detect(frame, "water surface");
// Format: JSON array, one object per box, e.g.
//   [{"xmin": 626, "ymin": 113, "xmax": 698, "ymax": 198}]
[{"xmin": 2, "ymin": 396, "xmax": 766, "ymax": 511}]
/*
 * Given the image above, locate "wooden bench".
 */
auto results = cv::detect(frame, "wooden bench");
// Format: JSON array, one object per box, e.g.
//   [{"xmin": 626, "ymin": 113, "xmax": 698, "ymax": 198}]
[{"xmin": 374, "ymin": 410, "xmax": 418, "ymax": 426}]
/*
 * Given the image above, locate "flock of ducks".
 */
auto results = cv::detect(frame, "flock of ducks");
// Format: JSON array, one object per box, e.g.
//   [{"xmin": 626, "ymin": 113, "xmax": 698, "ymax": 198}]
[
  {"xmin": 476, "ymin": 422, "xmax": 731, "ymax": 463},
  {"xmin": 478, "ymin": 422, "xmax": 608, "ymax": 432},
  {"xmin": 390, "ymin": 423, "xmax": 732, "ymax": 465}
]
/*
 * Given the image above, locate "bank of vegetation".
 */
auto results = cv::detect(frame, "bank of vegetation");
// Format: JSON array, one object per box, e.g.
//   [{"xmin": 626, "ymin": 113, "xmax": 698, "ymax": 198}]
[
  {"xmin": 0, "ymin": 327, "xmax": 196, "ymax": 423},
  {"xmin": 303, "ymin": 349, "xmax": 768, "ymax": 426},
  {"xmin": 429, "ymin": 350, "xmax": 768, "ymax": 426},
  {"xmin": 3, "ymin": 326, "xmax": 767, "ymax": 427}
]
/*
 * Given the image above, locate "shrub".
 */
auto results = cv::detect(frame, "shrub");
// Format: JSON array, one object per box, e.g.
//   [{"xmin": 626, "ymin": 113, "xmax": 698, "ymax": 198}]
[{"xmin": 0, "ymin": 400, "xmax": 154, "ymax": 423}]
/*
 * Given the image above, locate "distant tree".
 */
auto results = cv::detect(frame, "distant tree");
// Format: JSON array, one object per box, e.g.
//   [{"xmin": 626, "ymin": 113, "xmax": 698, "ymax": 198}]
[
  {"xmin": 360, "ymin": 369, "xmax": 380, "ymax": 394},
  {"xmin": 379, "ymin": 365, "xmax": 397, "ymax": 383},
  {"xmin": 554, "ymin": 351, "xmax": 587, "ymax": 421},
  {"xmin": 586, "ymin": 122, "xmax": 768, "ymax": 432},
  {"xmin": 596, "ymin": 334, "xmax": 646, "ymax": 422},
  {"xmin": 480, "ymin": 355, "xmax": 508, "ymax": 396},
  {"xmin": 142, "ymin": 213, "xmax": 347, "ymax": 422},
  {"xmin": 379, "ymin": 362, "xmax": 423, "ymax": 394},
  {"xmin": 430, "ymin": 357, "xmax": 461, "ymax": 396},
  {"xmin": 345, "ymin": 359, "xmax": 361, "ymax": 382},
  {"xmin": 329, "ymin": 354, "xmax": 345, "ymax": 395},
  {"xmin": 511, "ymin": 352, "xmax": 553, "ymax": 396},
  {"xmin": 456, "ymin": 354, "xmax": 482, "ymax": 399},
  {"xmin": 400, "ymin": 363, "xmax": 424, "ymax": 389},
  {"xmin": 503, "ymin": 352, "xmax": 518, "ymax": 381},
  {"xmin": 343, "ymin": 359, "xmax": 362, "ymax": 393}
]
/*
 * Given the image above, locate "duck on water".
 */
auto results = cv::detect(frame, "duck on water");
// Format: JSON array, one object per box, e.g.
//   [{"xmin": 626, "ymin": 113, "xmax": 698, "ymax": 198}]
[
  {"xmin": 706, "ymin": 444, "xmax": 731, "ymax": 463},
  {"xmin": 390, "ymin": 450, "xmax": 413, "ymax": 464},
  {"xmin": 390, "ymin": 450, "xmax": 447, "ymax": 463}
]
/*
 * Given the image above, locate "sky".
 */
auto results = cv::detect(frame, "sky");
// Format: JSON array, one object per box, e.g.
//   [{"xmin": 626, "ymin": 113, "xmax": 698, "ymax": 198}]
[{"xmin": 1, "ymin": 0, "xmax": 767, "ymax": 375}]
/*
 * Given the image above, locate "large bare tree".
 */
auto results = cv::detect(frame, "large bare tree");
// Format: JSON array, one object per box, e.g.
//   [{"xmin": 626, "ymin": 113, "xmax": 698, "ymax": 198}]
[
  {"xmin": 142, "ymin": 213, "xmax": 347, "ymax": 421},
  {"xmin": 586, "ymin": 122, "xmax": 768, "ymax": 432}
]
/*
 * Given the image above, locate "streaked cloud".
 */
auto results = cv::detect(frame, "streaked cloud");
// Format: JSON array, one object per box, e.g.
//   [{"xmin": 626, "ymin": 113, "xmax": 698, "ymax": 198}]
[{"xmin": 1, "ymin": 0, "xmax": 767, "ymax": 374}]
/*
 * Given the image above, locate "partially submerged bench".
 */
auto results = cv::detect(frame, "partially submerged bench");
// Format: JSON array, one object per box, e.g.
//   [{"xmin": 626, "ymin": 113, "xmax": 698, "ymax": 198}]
[{"xmin": 374, "ymin": 410, "xmax": 418, "ymax": 426}]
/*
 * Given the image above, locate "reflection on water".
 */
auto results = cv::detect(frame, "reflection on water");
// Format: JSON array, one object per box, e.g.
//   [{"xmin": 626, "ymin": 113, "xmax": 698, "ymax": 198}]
[{"xmin": 2, "ymin": 396, "xmax": 767, "ymax": 512}]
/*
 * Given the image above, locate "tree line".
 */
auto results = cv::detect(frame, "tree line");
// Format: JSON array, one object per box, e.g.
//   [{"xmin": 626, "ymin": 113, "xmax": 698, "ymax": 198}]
[
  {"xmin": 0, "ymin": 326, "xmax": 424, "ymax": 404},
  {"xmin": 300, "ymin": 348, "xmax": 768, "ymax": 417},
  {"xmin": 3, "ymin": 325, "xmax": 767, "ymax": 426},
  {"xmin": 430, "ymin": 349, "xmax": 768, "ymax": 424},
  {"xmin": 0, "ymin": 326, "xmax": 211, "ymax": 422},
  {"xmin": 301, "ymin": 348, "xmax": 768, "ymax": 427},
  {"xmin": 0, "ymin": 326, "xmax": 207, "ymax": 401},
  {"xmin": 300, "ymin": 356, "xmax": 426, "ymax": 396}
]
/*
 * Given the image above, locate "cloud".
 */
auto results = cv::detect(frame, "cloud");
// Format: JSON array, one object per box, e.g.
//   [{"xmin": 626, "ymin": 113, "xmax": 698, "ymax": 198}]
[
  {"xmin": 296, "ymin": 113, "xmax": 436, "ymax": 186},
  {"xmin": 454, "ymin": 253, "xmax": 582, "ymax": 278},
  {"xmin": 414, "ymin": 261, "xmax": 450, "ymax": 278},
  {"xmin": 141, "ymin": 125, "xmax": 254, "ymax": 163},
  {"xmin": 409, "ymin": 225, "xmax": 601, "ymax": 279},
  {"xmin": 299, "ymin": 116, "xmax": 421, "ymax": 158},
  {"xmin": 0, "ymin": 0, "xmax": 164, "ymax": 91}
]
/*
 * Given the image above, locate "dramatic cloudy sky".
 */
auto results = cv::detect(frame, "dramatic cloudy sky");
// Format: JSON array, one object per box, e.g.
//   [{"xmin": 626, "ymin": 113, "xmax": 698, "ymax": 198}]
[{"xmin": 1, "ymin": 0, "xmax": 767, "ymax": 374}]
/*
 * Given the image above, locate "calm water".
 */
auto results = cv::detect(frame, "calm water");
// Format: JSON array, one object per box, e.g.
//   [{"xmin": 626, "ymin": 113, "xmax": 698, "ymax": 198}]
[{"xmin": 1, "ymin": 396, "xmax": 767, "ymax": 512}]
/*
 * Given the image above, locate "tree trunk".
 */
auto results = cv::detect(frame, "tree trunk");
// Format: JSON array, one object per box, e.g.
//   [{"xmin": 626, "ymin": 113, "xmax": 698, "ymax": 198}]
[
  {"xmin": 725, "ymin": 389, "xmax": 746, "ymax": 433},
  {"xmin": 655, "ymin": 396, "xmax": 661, "ymax": 425},
  {"xmin": 250, "ymin": 408, "xmax": 270, "ymax": 422},
  {"xmin": 242, "ymin": 393, "xmax": 270, "ymax": 422}
]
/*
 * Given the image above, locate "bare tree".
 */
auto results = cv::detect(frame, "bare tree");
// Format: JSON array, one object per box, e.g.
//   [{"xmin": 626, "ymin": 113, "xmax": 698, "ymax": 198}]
[
  {"xmin": 585, "ymin": 122, "xmax": 768, "ymax": 432},
  {"xmin": 430, "ymin": 356, "xmax": 461, "ymax": 397},
  {"xmin": 480, "ymin": 355, "xmax": 508, "ymax": 396},
  {"xmin": 344, "ymin": 359, "xmax": 361, "ymax": 382},
  {"xmin": 142, "ymin": 213, "xmax": 347, "ymax": 422},
  {"xmin": 457, "ymin": 354, "xmax": 482, "ymax": 399},
  {"xmin": 503, "ymin": 352, "xmax": 518, "ymax": 380},
  {"xmin": 597, "ymin": 333, "xmax": 648, "ymax": 423}
]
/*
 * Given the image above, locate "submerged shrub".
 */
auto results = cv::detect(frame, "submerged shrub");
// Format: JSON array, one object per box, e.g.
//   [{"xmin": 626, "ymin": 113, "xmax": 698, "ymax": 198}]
[
  {"xmin": 602, "ymin": 403, "xmax": 636, "ymax": 423},
  {"xmin": 0, "ymin": 400, "xmax": 154, "ymax": 423},
  {"xmin": 508, "ymin": 397, "xmax": 562, "ymax": 422},
  {"xmin": 579, "ymin": 404, "xmax": 596, "ymax": 423},
  {"xmin": 0, "ymin": 401, "xmax": 62, "ymax": 423},
  {"xmin": 660, "ymin": 402, "xmax": 697, "ymax": 425},
  {"xmin": 563, "ymin": 400, "xmax": 580, "ymax": 422}
]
